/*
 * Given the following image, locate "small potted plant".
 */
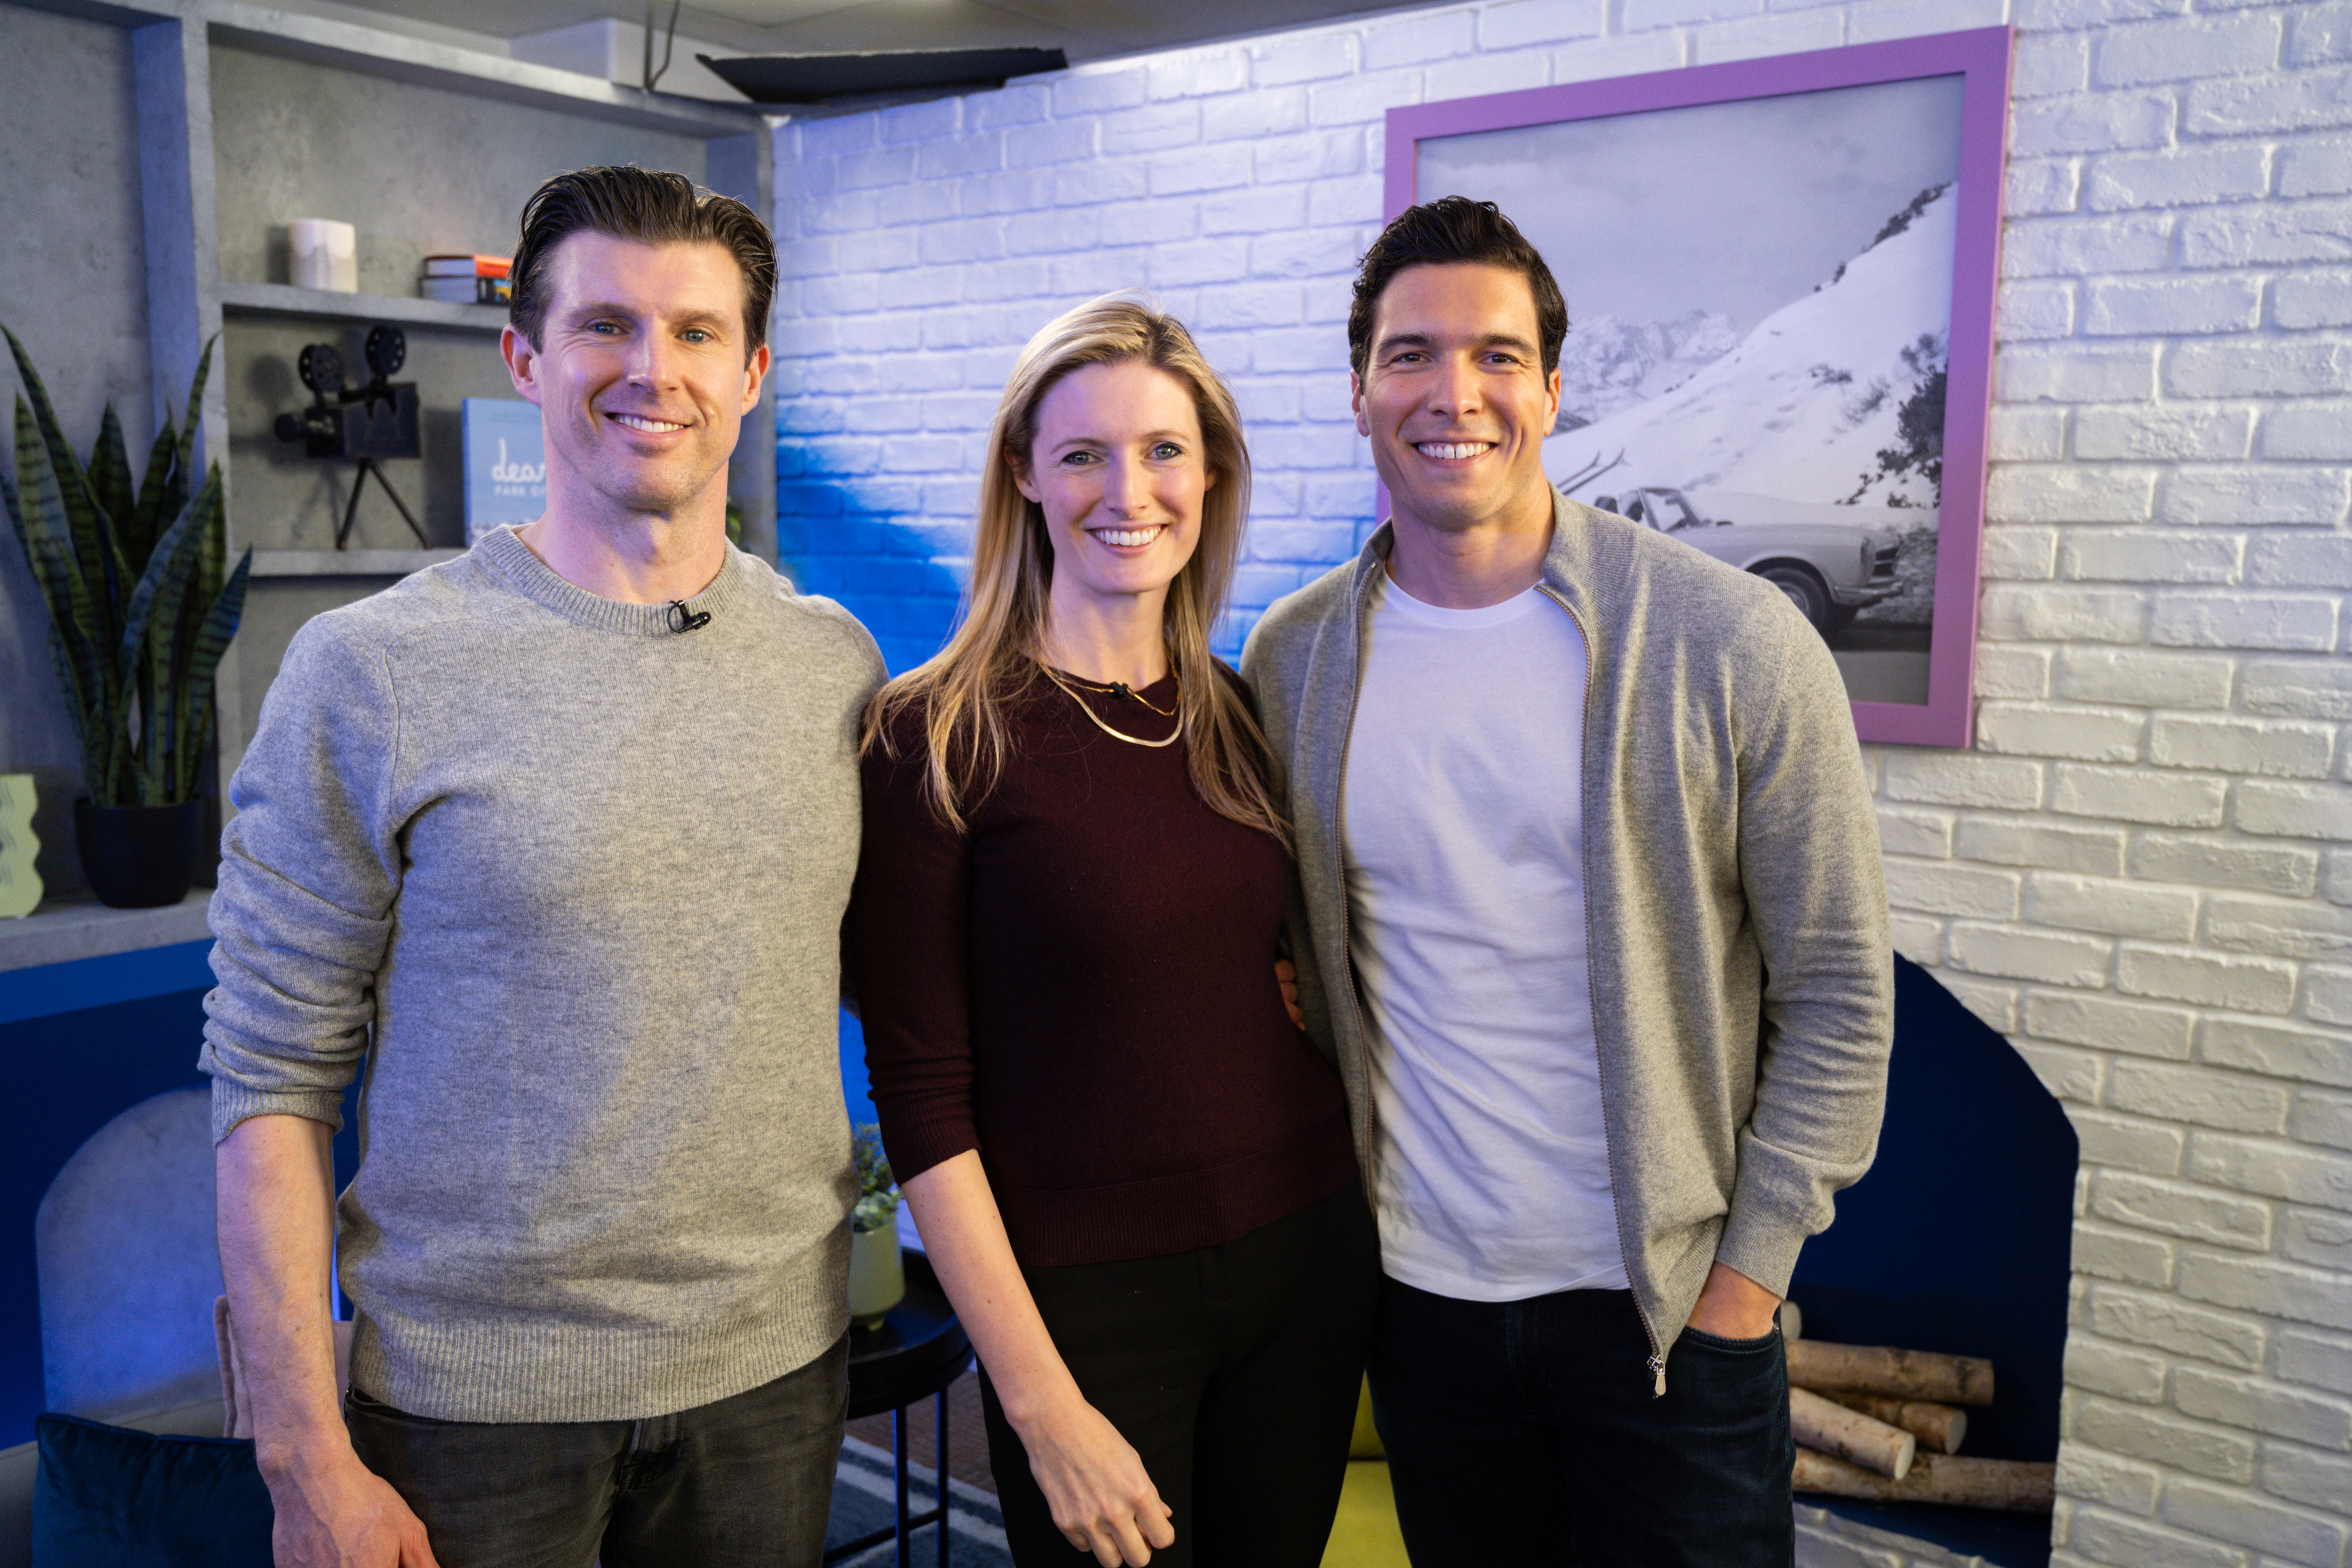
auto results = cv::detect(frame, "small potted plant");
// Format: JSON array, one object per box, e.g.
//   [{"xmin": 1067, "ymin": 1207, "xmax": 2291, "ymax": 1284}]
[
  {"xmin": 848, "ymin": 1122, "xmax": 904, "ymax": 1329},
  {"xmin": 2, "ymin": 326, "xmax": 251, "ymax": 907}
]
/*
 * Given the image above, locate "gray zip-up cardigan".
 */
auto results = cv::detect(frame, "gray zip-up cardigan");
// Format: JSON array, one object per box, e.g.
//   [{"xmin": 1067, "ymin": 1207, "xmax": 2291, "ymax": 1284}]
[{"xmin": 1240, "ymin": 490, "xmax": 1894, "ymax": 1386}]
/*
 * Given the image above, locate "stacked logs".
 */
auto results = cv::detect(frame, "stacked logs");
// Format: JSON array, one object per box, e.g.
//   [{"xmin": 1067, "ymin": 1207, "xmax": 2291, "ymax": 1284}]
[{"xmin": 1780, "ymin": 1314, "xmax": 2054, "ymax": 1514}]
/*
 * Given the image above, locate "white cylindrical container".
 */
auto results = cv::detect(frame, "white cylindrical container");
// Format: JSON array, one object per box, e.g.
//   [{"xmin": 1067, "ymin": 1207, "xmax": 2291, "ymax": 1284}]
[{"xmin": 290, "ymin": 219, "xmax": 358, "ymax": 293}]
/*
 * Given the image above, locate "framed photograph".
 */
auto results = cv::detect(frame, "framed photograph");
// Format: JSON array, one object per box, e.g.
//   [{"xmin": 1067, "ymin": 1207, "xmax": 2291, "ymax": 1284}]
[{"xmin": 1387, "ymin": 27, "xmax": 2013, "ymax": 747}]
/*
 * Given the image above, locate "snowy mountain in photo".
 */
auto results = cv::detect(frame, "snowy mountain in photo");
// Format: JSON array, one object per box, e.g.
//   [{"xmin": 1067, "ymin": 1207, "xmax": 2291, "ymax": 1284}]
[
  {"xmin": 1553, "ymin": 309, "xmax": 1743, "ymax": 430},
  {"xmin": 1544, "ymin": 183, "xmax": 1957, "ymax": 518}
]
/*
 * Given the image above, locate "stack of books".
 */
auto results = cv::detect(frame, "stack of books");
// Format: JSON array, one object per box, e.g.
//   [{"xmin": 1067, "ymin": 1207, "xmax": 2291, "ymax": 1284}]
[{"xmin": 421, "ymin": 255, "xmax": 513, "ymax": 306}]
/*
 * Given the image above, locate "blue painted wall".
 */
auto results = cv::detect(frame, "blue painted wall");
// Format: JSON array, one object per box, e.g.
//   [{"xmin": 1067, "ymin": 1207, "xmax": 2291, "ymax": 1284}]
[
  {"xmin": 776, "ymin": 430, "xmax": 1365, "ymax": 677},
  {"xmin": 778, "ymin": 441, "xmax": 968, "ymax": 677}
]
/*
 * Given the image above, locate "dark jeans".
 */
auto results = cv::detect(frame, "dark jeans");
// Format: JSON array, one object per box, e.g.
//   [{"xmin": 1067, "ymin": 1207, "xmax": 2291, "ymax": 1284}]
[
  {"xmin": 1370, "ymin": 1276, "xmax": 1794, "ymax": 1568},
  {"xmin": 345, "ymin": 1335, "xmax": 848, "ymax": 1568},
  {"xmin": 979, "ymin": 1181, "xmax": 1380, "ymax": 1568}
]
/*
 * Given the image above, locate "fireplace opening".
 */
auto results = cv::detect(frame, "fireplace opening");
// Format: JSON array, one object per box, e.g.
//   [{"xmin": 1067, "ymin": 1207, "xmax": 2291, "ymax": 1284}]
[{"xmin": 1786, "ymin": 954, "xmax": 2080, "ymax": 1567}]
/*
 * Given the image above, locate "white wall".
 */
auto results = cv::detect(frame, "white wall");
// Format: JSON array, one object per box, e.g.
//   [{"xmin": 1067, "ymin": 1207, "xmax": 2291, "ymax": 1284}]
[{"xmin": 771, "ymin": 2, "xmax": 2352, "ymax": 1563}]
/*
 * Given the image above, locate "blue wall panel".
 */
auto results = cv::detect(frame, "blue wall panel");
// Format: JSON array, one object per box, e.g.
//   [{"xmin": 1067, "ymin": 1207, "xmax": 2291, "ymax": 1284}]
[{"xmin": 0, "ymin": 989, "xmax": 213, "ymax": 1446}]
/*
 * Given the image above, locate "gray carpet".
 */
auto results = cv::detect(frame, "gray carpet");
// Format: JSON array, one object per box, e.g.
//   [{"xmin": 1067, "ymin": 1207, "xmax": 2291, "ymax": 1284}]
[{"xmin": 827, "ymin": 1436, "xmax": 1013, "ymax": 1567}]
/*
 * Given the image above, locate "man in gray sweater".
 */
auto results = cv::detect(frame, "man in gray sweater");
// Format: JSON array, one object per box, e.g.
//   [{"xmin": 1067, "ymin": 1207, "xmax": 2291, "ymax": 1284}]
[
  {"xmin": 202, "ymin": 167, "xmax": 883, "ymax": 1567},
  {"xmin": 1241, "ymin": 198, "xmax": 1893, "ymax": 1564}
]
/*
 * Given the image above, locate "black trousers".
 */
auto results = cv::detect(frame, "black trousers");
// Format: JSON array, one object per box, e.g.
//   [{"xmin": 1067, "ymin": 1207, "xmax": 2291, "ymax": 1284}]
[
  {"xmin": 979, "ymin": 1181, "xmax": 1380, "ymax": 1568},
  {"xmin": 345, "ymin": 1335, "xmax": 848, "ymax": 1568},
  {"xmin": 1371, "ymin": 1276, "xmax": 1796, "ymax": 1567}
]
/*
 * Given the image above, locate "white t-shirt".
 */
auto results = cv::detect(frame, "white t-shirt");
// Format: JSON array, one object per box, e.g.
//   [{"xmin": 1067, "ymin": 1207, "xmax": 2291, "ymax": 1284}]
[{"xmin": 1342, "ymin": 569, "xmax": 1629, "ymax": 1302}]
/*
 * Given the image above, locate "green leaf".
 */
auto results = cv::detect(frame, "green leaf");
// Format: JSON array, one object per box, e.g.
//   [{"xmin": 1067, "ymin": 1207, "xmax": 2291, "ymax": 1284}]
[
  {"xmin": 4, "ymin": 325, "xmax": 86, "ymax": 507},
  {"xmin": 172, "ymin": 547, "xmax": 250, "ymax": 801},
  {"xmin": 3, "ymin": 324, "xmax": 125, "ymax": 660},
  {"xmin": 159, "ymin": 483, "xmax": 223, "ymax": 763},
  {"xmin": 189, "ymin": 454, "xmax": 225, "ymax": 634},
  {"xmin": 116, "ymin": 474, "xmax": 210, "ymax": 763},
  {"xmin": 15, "ymin": 396, "xmax": 114, "ymax": 793},
  {"xmin": 45, "ymin": 625, "xmax": 91, "ymax": 768},
  {"xmin": 121, "ymin": 472, "xmax": 210, "ymax": 668},
  {"xmin": 89, "ymin": 404, "xmax": 135, "ymax": 554},
  {"xmin": 159, "ymin": 462, "xmax": 223, "ymax": 710},
  {"xmin": 129, "ymin": 469, "xmax": 226, "ymax": 800},
  {"xmin": 129, "ymin": 400, "xmax": 179, "ymax": 549},
  {"xmin": 171, "ymin": 336, "xmax": 216, "ymax": 490},
  {"xmin": 1, "ymin": 460, "xmax": 21, "ymax": 556},
  {"xmin": 15, "ymin": 399, "xmax": 96, "ymax": 658},
  {"xmin": 44, "ymin": 625, "xmax": 115, "ymax": 799},
  {"xmin": 136, "ymin": 647, "xmax": 160, "ymax": 804}
]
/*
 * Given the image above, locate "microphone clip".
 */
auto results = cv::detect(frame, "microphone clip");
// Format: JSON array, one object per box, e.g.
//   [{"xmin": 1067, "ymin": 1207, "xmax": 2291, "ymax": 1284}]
[{"xmin": 666, "ymin": 600, "xmax": 712, "ymax": 634}]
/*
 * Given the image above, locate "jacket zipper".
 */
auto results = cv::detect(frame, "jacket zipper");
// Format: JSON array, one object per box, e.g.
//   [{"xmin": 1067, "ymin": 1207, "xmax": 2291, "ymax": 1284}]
[
  {"xmin": 1536, "ymin": 582, "xmax": 1668, "ymax": 1399},
  {"xmin": 1333, "ymin": 564, "xmax": 1380, "ymax": 1199}
]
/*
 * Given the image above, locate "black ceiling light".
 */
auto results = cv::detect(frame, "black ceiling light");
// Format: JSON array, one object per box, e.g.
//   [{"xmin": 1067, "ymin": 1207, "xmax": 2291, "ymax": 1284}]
[{"xmin": 697, "ymin": 47, "xmax": 1069, "ymax": 106}]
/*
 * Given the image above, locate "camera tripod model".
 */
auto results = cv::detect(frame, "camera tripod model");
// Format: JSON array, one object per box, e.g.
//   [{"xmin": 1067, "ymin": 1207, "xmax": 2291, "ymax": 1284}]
[
  {"xmin": 335, "ymin": 456, "xmax": 429, "ymax": 549},
  {"xmin": 277, "ymin": 327, "xmax": 432, "ymax": 551}
]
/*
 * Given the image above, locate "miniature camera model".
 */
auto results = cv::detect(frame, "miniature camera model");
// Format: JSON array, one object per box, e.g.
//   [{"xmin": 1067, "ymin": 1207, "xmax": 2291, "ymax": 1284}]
[
  {"xmin": 272, "ymin": 324, "xmax": 429, "ymax": 547},
  {"xmin": 273, "ymin": 325, "xmax": 421, "ymax": 461}
]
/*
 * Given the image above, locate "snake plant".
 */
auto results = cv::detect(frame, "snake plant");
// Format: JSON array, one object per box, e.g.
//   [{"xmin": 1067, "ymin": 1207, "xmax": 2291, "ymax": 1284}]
[{"xmin": 1, "ymin": 325, "xmax": 252, "ymax": 808}]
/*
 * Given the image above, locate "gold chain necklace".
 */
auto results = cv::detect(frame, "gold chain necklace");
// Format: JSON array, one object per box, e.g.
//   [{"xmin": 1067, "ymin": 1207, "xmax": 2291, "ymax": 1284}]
[
  {"xmin": 1039, "ymin": 663, "xmax": 1184, "ymax": 748},
  {"xmin": 1046, "ymin": 667, "xmax": 1179, "ymax": 717}
]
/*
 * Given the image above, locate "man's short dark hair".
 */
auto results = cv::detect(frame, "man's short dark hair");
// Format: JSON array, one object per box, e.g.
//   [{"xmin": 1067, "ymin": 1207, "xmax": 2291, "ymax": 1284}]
[
  {"xmin": 510, "ymin": 166, "xmax": 777, "ymax": 364},
  {"xmin": 1347, "ymin": 196, "xmax": 1569, "ymax": 380}
]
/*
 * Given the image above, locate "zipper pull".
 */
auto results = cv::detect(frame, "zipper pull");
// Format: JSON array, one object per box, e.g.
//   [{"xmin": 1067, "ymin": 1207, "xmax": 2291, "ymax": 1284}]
[{"xmin": 1649, "ymin": 1352, "xmax": 1667, "ymax": 1398}]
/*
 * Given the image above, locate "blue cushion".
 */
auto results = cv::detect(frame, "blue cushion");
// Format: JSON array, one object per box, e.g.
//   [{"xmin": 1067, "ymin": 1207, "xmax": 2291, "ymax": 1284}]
[{"xmin": 32, "ymin": 1412, "xmax": 274, "ymax": 1567}]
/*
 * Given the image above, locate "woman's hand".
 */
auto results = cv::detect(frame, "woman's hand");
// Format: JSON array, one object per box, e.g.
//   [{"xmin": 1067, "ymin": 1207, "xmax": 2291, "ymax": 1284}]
[
  {"xmin": 901, "ymin": 1152, "xmax": 1175, "ymax": 1566},
  {"xmin": 1011, "ymin": 1390, "xmax": 1176, "ymax": 1566},
  {"xmin": 1275, "ymin": 957, "xmax": 1304, "ymax": 1030}
]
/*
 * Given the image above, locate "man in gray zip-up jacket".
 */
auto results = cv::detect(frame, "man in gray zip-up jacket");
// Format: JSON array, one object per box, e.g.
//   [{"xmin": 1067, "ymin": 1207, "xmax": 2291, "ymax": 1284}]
[{"xmin": 1240, "ymin": 199, "xmax": 1892, "ymax": 1564}]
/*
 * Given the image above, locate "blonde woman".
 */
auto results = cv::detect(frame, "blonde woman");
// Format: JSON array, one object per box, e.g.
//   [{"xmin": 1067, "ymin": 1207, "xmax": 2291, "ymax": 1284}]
[{"xmin": 846, "ymin": 296, "xmax": 1375, "ymax": 1568}]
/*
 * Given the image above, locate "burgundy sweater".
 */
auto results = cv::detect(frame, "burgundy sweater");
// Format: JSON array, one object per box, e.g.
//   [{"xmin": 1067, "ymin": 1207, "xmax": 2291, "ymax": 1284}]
[{"xmin": 847, "ymin": 666, "xmax": 1358, "ymax": 1268}]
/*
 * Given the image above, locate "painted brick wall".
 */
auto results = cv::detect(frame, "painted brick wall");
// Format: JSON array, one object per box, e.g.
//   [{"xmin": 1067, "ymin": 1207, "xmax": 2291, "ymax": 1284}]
[{"xmin": 771, "ymin": 1, "xmax": 2352, "ymax": 1563}]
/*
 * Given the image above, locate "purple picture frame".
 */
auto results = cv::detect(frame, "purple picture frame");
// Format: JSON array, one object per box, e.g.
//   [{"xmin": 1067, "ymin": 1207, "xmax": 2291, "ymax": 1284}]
[{"xmin": 1385, "ymin": 26, "xmax": 2013, "ymax": 748}]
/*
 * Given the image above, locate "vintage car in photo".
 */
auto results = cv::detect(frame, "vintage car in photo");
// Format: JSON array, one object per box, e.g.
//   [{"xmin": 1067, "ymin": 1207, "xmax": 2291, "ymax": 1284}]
[{"xmin": 1585, "ymin": 485, "xmax": 1902, "ymax": 632}]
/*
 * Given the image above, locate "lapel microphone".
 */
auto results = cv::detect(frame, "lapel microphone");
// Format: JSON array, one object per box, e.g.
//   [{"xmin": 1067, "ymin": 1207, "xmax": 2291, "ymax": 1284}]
[{"xmin": 666, "ymin": 601, "xmax": 711, "ymax": 634}]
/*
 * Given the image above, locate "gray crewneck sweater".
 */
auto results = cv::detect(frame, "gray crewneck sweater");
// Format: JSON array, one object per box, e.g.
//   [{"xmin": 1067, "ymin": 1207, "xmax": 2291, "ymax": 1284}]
[{"xmin": 201, "ymin": 525, "xmax": 885, "ymax": 1424}]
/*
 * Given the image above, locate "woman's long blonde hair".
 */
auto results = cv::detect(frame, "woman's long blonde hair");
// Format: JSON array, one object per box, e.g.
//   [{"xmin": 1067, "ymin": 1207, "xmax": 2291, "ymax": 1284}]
[{"xmin": 862, "ymin": 293, "xmax": 1288, "ymax": 845}]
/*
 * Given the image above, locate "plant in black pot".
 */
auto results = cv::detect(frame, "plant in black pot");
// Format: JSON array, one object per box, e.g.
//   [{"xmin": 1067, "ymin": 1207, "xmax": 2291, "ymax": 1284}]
[{"xmin": 2, "ymin": 326, "xmax": 252, "ymax": 908}]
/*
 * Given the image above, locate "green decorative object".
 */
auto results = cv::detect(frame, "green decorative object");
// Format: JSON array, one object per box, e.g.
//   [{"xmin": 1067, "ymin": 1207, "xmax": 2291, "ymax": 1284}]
[
  {"xmin": 848, "ymin": 1122, "xmax": 904, "ymax": 1327},
  {"xmin": 851, "ymin": 1122, "xmax": 900, "ymax": 1234},
  {"xmin": 0, "ymin": 773, "xmax": 39, "ymax": 918},
  {"xmin": 1, "ymin": 325, "xmax": 252, "ymax": 813}
]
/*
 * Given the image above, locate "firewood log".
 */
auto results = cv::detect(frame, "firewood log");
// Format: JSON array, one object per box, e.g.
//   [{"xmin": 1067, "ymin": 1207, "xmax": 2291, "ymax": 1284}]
[
  {"xmin": 1793, "ymin": 1447, "xmax": 2054, "ymax": 1512},
  {"xmin": 1790, "ymin": 1387, "xmax": 1915, "ymax": 1479},
  {"xmin": 1785, "ymin": 1339, "xmax": 1995, "ymax": 1406},
  {"xmin": 1818, "ymin": 1389, "xmax": 1968, "ymax": 1453}
]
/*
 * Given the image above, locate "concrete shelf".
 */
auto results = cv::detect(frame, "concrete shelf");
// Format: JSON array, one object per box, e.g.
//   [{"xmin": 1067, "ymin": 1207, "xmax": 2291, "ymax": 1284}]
[
  {"xmin": 0, "ymin": 892, "xmax": 211, "ymax": 976},
  {"xmin": 250, "ymin": 549, "xmax": 463, "ymax": 577},
  {"xmin": 217, "ymin": 279, "xmax": 507, "ymax": 334},
  {"xmin": 205, "ymin": 0, "xmax": 767, "ymax": 138}
]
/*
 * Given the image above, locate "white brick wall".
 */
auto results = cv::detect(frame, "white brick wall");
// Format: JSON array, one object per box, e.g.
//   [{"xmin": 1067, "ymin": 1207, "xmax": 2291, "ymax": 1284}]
[{"xmin": 770, "ymin": 0, "xmax": 2352, "ymax": 1560}]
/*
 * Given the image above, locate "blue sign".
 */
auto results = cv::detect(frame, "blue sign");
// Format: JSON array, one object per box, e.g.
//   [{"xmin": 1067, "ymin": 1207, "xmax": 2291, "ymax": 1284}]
[{"xmin": 462, "ymin": 398, "xmax": 546, "ymax": 544}]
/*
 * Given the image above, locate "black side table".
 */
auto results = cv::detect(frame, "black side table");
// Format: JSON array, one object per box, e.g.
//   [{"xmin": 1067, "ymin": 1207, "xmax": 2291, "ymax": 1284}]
[{"xmin": 828, "ymin": 1249, "xmax": 974, "ymax": 1568}]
